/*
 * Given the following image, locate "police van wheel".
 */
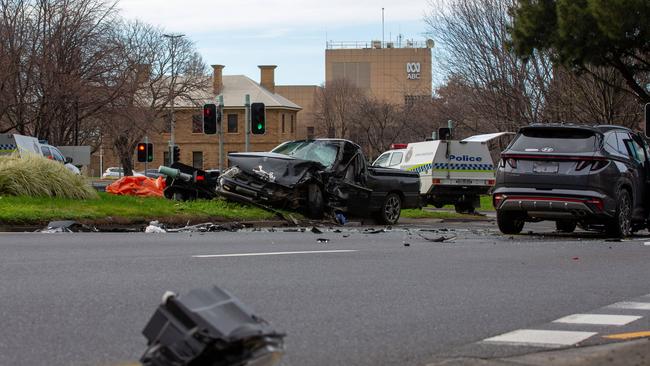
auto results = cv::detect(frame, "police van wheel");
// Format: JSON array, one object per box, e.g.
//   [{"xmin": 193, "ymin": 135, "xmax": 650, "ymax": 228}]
[{"xmin": 454, "ymin": 202, "xmax": 475, "ymax": 214}]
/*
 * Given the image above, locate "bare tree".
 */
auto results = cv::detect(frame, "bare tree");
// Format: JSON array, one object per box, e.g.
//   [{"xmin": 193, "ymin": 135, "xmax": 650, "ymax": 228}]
[
  {"xmin": 102, "ymin": 21, "xmax": 209, "ymax": 175},
  {"xmin": 313, "ymin": 79, "xmax": 363, "ymax": 139},
  {"xmin": 351, "ymin": 98, "xmax": 406, "ymax": 158},
  {"xmin": 425, "ymin": 0, "xmax": 554, "ymax": 131}
]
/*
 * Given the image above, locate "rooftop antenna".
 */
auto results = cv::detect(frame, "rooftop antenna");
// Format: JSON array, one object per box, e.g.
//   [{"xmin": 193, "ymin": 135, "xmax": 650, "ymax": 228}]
[{"xmin": 382, "ymin": 7, "xmax": 385, "ymax": 47}]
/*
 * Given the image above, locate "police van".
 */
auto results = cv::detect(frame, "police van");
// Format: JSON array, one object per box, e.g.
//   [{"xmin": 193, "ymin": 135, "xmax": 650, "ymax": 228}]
[
  {"xmin": 0, "ymin": 133, "xmax": 81, "ymax": 174},
  {"xmin": 373, "ymin": 132, "xmax": 512, "ymax": 212}
]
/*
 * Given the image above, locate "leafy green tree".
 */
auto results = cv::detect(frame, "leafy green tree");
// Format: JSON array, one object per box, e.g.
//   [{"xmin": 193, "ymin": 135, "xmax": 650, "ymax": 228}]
[{"xmin": 510, "ymin": 0, "xmax": 650, "ymax": 103}]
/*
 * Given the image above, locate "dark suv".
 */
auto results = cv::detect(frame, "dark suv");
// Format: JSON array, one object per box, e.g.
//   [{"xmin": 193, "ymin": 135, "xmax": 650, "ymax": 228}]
[{"xmin": 493, "ymin": 124, "xmax": 649, "ymax": 236}]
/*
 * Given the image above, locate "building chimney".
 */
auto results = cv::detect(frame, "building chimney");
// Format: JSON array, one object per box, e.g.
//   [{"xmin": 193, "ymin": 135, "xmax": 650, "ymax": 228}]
[
  {"xmin": 258, "ymin": 65, "xmax": 277, "ymax": 93},
  {"xmin": 211, "ymin": 64, "xmax": 224, "ymax": 94}
]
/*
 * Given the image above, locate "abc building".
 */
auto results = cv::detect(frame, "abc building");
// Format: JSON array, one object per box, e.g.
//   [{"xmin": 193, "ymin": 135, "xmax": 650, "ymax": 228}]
[{"xmin": 325, "ymin": 40, "xmax": 433, "ymax": 104}]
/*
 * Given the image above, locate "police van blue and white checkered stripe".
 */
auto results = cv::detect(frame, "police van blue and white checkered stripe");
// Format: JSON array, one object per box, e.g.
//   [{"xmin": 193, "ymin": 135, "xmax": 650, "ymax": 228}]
[
  {"xmin": 0, "ymin": 143, "xmax": 17, "ymax": 151},
  {"xmin": 433, "ymin": 162, "xmax": 494, "ymax": 171}
]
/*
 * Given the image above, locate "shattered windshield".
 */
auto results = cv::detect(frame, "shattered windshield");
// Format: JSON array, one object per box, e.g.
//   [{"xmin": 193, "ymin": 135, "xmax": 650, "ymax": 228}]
[{"xmin": 272, "ymin": 140, "xmax": 339, "ymax": 168}]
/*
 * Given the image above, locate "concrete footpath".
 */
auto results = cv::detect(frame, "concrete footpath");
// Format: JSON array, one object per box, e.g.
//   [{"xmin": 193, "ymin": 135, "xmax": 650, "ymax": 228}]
[{"xmin": 429, "ymin": 338, "xmax": 650, "ymax": 365}]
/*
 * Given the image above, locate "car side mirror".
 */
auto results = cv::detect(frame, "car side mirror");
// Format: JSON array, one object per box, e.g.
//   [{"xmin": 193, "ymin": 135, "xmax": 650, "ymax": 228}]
[{"xmin": 64, "ymin": 156, "xmax": 73, "ymax": 164}]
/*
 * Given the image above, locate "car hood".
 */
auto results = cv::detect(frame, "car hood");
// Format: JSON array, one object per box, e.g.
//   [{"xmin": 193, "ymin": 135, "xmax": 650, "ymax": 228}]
[{"xmin": 228, "ymin": 152, "xmax": 326, "ymax": 187}]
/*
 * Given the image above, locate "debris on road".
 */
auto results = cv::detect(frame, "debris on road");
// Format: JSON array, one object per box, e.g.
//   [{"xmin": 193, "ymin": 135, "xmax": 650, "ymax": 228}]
[
  {"xmin": 311, "ymin": 226, "xmax": 323, "ymax": 234},
  {"xmin": 418, "ymin": 232, "xmax": 457, "ymax": 242},
  {"xmin": 140, "ymin": 285, "xmax": 285, "ymax": 366},
  {"xmin": 316, "ymin": 238, "xmax": 330, "ymax": 243},
  {"xmin": 40, "ymin": 220, "xmax": 96, "ymax": 233},
  {"xmin": 144, "ymin": 221, "xmax": 166, "ymax": 233}
]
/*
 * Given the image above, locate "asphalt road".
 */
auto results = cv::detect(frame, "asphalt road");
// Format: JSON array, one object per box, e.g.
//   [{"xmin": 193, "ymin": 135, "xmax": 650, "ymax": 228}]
[{"xmin": 1, "ymin": 221, "xmax": 650, "ymax": 366}]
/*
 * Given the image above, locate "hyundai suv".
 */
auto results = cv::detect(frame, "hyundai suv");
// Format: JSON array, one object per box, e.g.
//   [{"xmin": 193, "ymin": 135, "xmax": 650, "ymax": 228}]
[{"xmin": 493, "ymin": 124, "xmax": 649, "ymax": 237}]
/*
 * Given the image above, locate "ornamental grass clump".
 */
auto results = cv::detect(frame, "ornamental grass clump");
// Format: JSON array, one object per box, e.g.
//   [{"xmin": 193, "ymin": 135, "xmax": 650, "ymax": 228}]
[{"xmin": 0, "ymin": 153, "xmax": 98, "ymax": 199}]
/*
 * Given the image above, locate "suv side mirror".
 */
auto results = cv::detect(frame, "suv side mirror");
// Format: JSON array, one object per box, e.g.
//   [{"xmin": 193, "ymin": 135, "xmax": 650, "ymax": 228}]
[{"xmin": 64, "ymin": 156, "xmax": 73, "ymax": 164}]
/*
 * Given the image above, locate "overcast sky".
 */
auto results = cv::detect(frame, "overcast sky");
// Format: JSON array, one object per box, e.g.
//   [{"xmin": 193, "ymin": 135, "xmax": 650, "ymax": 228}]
[{"xmin": 117, "ymin": 0, "xmax": 432, "ymax": 86}]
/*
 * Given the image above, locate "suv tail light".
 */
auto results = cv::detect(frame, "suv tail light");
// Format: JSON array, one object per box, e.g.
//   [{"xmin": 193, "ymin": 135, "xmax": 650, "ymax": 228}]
[
  {"xmin": 576, "ymin": 158, "xmax": 608, "ymax": 171},
  {"xmin": 493, "ymin": 193, "xmax": 505, "ymax": 208}
]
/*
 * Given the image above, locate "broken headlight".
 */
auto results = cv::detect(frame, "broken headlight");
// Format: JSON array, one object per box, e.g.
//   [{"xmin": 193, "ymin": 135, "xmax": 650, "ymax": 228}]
[
  {"xmin": 140, "ymin": 286, "xmax": 285, "ymax": 366},
  {"xmin": 221, "ymin": 166, "xmax": 240, "ymax": 179}
]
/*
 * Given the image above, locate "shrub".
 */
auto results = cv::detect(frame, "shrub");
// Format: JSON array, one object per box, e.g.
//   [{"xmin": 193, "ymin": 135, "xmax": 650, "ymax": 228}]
[{"xmin": 0, "ymin": 153, "xmax": 98, "ymax": 199}]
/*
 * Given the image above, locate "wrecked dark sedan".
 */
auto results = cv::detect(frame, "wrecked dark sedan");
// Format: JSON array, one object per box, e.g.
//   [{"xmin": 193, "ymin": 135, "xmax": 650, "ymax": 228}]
[{"xmin": 217, "ymin": 139, "xmax": 420, "ymax": 224}]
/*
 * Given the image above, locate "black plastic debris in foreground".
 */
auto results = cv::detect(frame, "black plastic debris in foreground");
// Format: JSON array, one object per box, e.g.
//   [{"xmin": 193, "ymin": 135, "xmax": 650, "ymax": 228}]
[{"xmin": 140, "ymin": 286, "xmax": 285, "ymax": 366}]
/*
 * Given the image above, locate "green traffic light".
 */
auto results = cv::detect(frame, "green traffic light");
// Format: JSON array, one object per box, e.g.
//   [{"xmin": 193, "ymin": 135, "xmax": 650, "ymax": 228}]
[{"xmin": 257, "ymin": 123, "xmax": 263, "ymax": 130}]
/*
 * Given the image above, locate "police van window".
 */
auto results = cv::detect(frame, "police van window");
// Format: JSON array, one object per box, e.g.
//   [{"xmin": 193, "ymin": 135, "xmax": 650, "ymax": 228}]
[
  {"xmin": 51, "ymin": 148, "xmax": 65, "ymax": 162},
  {"xmin": 389, "ymin": 152, "xmax": 403, "ymax": 167},
  {"xmin": 373, "ymin": 153, "xmax": 390, "ymax": 167}
]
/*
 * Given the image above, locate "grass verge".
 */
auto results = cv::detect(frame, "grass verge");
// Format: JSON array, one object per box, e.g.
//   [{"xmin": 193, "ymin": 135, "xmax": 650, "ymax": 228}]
[
  {"xmin": 0, "ymin": 193, "xmax": 279, "ymax": 225},
  {"xmin": 400, "ymin": 209, "xmax": 484, "ymax": 220}
]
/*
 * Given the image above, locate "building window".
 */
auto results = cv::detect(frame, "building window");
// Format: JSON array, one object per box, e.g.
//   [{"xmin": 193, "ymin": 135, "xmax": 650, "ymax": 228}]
[
  {"xmin": 290, "ymin": 114, "xmax": 295, "ymax": 133},
  {"xmin": 192, "ymin": 151, "xmax": 203, "ymax": 169},
  {"xmin": 281, "ymin": 114, "xmax": 285, "ymax": 133},
  {"xmin": 227, "ymin": 114, "xmax": 238, "ymax": 133},
  {"xmin": 192, "ymin": 114, "xmax": 202, "ymax": 133},
  {"xmin": 307, "ymin": 126, "xmax": 315, "ymax": 139},
  {"xmin": 163, "ymin": 151, "xmax": 170, "ymax": 166}
]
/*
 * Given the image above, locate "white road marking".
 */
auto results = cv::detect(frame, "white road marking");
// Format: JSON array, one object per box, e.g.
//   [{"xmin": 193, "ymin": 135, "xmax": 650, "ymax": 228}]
[
  {"xmin": 483, "ymin": 329, "xmax": 597, "ymax": 347},
  {"xmin": 607, "ymin": 302, "xmax": 650, "ymax": 311},
  {"xmin": 192, "ymin": 250, "xmax": 358, "ymax": 258},
  {"xmin": 553, "ymin": 314, "xmax": 642, "ymax": 326}
]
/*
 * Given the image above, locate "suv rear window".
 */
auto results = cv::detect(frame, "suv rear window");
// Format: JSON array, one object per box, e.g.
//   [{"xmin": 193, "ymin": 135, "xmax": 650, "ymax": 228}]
[{"xmin": 510, "ymin": 129, "xmax": 598, "ymax": 153}]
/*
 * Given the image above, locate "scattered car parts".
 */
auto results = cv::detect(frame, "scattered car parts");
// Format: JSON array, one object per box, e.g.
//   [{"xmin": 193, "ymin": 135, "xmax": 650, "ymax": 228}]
[{"xmin": 140, "ymin": 286, "xmax": 285, "ymax": 366}]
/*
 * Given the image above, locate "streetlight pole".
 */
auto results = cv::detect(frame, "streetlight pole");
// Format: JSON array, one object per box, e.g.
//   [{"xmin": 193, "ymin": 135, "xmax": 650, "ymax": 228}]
[{"xmin": 163, "ymin": 33, "xmax": 185, "ymax": 164}]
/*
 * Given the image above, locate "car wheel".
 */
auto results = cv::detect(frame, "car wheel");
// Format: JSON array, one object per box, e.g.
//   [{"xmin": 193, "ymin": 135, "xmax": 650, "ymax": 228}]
[
  {"xmin": 378, "ymin": 193, "xmax": 402, "ymax": 225},
  {"xmin": 607, "ymin": 189, "xmax": 632, "ymax": 237},
  {"xmin": 454, "ymin": 202, "xmax": 475, "ymax": 214},
  {"xmin": 556, "ymin": 219, "xmax": 577, "ymax": 233},
  {"xmin": 497, "ymin": 210, "xmax": 525, "ymax": 234},
  {"xmin": 306, "ymin": 184, "xmax": 324, "ymax": 219}
]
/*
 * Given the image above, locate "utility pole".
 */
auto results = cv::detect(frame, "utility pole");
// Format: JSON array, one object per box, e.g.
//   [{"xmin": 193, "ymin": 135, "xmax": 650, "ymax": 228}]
[
  {"xmin": 218, "ymin": 95, "xmax": 225, "ymax": 171},
  {"xmin": 163, "ymin": 33, "xmax": 185, "ymax": 164},
  {"xmin": 244, "ymin": 94, "xmax": 250, "ymax": 152}
]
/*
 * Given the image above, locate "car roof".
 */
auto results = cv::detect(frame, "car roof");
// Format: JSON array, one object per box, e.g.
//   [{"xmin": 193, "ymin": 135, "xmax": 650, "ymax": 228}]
[{"xmin": 522, "ymin": 123, "xmax": 633, "ymax": 134}]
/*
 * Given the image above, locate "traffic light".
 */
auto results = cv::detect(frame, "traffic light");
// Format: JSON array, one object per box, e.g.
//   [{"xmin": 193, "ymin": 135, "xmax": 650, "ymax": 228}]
[
  {"xmin": 173, "ymin": 145, "xmax": 180, "ymax": 163},
  {"xmin": 137, "ymin": 143, "xmax": 154, "ymax": 162},
  {"xmin": 137, "ymin": 143, "xmax": 146, "ymax": 162},
  {"xmin": 203, "ymin": 103, "xmax": 217, "ymax": 134},
  {"xmin": 438, "ymin": 127, "xmax": 451, "ymax": 140},
  {"xmin": 251, "ymin": 102, "xmax": 266, "ymax": 135}
]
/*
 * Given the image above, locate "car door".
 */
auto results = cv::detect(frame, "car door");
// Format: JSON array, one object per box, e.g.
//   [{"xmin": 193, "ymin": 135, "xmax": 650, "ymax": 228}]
[
  {"xmin": 339, "ymin": 153, "xmax": 373, "ymax": 216},
  {"xmin": 617, "ymin": 132, "xmax": 645, "ymax": 214}
]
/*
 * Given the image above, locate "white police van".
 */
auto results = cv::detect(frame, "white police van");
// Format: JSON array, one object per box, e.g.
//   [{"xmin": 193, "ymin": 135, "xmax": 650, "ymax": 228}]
[
  {"xmin": 373, "ymin": 132, "xmax": 512, "ymax": 213},
  {"xmin": 0, "ymin": 133, "xmax": 81, "ymax": 174}
]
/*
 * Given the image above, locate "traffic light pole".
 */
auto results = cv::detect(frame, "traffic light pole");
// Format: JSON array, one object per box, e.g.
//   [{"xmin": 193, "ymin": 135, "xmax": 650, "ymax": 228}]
[
  {"xmin": 144, "ymin": 136, "xmax": 148, "ymax": 173},
  {"xmin": 218, "ymin": 95, "xmax": 225, "ymax": 171},
  {"xmin": 244, "ymin": 94, "xmax": 250, "ymax": 152}
]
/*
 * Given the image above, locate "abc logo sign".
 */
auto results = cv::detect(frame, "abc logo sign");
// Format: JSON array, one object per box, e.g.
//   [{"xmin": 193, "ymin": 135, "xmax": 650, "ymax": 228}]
[{"xmin": 406, "ymin": 62, "xmax": 421, "ymax": 80}]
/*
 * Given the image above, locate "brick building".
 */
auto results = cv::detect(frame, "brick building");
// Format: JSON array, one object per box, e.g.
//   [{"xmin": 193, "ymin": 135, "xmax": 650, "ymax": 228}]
[{"xmin": 93, "ymin": 65, "xmax": 302, "ymax": 175}]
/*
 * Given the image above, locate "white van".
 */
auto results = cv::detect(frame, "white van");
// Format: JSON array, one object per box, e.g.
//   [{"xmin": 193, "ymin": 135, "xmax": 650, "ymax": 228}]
[
  {"xmin": 373, "ymin": 133, "xmax": 512, "ymax": 212},
  {"xmin": 0, "ymin": 134, "xmax": 81, "ymax": 174}
]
